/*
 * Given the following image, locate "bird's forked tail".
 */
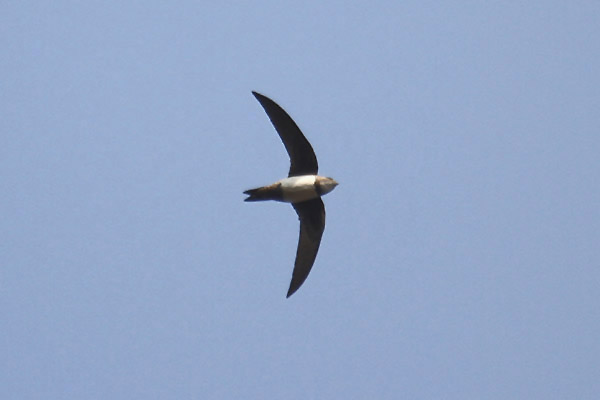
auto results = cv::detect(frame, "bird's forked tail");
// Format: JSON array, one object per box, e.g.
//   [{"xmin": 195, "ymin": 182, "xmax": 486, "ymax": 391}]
[{"xmin": 243, "ymin": 183, "xmax": 282, "ymax": 202}]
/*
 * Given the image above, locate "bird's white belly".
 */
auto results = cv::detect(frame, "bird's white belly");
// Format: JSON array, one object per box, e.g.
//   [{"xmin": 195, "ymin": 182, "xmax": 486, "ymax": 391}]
[{"xmin": 279, "ymin": 175, "xmax": 318, "ymax": 203}]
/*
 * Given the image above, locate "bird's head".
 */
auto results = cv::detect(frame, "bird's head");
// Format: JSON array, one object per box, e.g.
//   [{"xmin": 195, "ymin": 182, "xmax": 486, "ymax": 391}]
[{"xmin": 315, "ymin": 176, "xmax": 338, "ymax": 196}]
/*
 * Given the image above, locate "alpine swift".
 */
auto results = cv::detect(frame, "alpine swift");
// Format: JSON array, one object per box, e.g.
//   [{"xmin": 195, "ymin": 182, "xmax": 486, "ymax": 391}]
[{"xmin": 244, "ymin": 91, "xmax": 338, "ymax": 298}]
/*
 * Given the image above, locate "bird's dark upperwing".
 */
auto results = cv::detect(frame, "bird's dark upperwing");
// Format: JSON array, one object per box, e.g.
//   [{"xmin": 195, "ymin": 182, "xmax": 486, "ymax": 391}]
[
  {"xmin": 252, "ymin": 91, "xmax": 319, "ymax": 177},
  {"xmin": 288, "ymin": 198, "xmax": 326, "ymax": 297}
]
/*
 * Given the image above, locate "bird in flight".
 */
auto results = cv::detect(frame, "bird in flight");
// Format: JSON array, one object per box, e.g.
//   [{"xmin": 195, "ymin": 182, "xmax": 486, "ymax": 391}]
[{"xmin": 244, "ymin": 91, "xmax": 338, "ymax": 298}]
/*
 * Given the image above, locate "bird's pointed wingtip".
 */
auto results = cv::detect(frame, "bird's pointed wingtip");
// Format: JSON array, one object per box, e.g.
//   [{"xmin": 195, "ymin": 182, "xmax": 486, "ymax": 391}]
[
  {"xmin": 286, "ymin": 285, "xmax": 297, "ymax": 298},
  {"xmin": 252, "ymin": 91, "xmax": 270, "ymax": 102}
]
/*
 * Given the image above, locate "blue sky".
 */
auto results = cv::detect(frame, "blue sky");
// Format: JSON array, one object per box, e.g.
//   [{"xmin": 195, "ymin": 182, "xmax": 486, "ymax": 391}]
[{"xmin": 2, "ymin": 2, "xmax": 599, "ymax": 399}]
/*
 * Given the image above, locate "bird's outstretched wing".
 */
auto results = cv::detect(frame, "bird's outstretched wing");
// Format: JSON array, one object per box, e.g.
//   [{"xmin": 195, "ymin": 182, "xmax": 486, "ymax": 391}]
[
  {"xmin": 252, "ymin": 91, "xmax": 319, "ymax": 177},
  {"xmin": 288, "ymin": 198, "xmax": 326, "ymax": 297}
]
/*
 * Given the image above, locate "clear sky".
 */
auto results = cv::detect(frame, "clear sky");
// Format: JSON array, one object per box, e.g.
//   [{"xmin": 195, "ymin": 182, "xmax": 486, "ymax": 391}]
[{"xmin": 2, "ymin": 2, "xmax": 599, "ymax": 399}]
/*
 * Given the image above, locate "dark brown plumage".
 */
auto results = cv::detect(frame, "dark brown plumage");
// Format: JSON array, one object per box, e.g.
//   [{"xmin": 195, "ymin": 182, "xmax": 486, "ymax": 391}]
[
  {"xmin": 289, "ymin": 198, "xmax": 325, "ymax": 297},
  {"xmin": 252, "ymin": 91, "xmax": 318, "ymax": 177},
  {"xmin": 245, "ymin": 92, "xmax": 336, "ymax": 297}
]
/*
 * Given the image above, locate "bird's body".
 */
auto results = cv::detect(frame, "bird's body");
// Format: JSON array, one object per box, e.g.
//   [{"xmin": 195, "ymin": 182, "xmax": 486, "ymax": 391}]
[
  {"xmin": 244, "ymin": 91, "xmax": 338, "ymax": 298},
  {"xmin": 244, "ymin": 175, "xmax": 338, "ymax": 203}
]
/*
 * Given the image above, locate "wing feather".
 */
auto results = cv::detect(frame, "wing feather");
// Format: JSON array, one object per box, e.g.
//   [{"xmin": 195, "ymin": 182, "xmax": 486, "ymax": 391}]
[
  {"xmin": 288, "ymin": 198, "xmax": 326, "ymax": 297},
  {"xmin": 252, "ymin": 91, "xmax": 319, "ymax": 177}
]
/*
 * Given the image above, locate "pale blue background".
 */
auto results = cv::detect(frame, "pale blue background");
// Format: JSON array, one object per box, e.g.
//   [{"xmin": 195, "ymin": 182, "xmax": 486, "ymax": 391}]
[{"xmin": 2, "ymin": 2, "xmax": 599, "ymax": 399}]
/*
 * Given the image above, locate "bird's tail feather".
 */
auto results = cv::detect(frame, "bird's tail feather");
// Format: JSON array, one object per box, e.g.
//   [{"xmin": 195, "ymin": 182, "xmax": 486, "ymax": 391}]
[
  {"xmin": 244, "ymin": 182, "xmax": 282, "ymax": 202},
  {"xmin": 243, "ymin": 187, "xmax": 272, "ymax": 202}
]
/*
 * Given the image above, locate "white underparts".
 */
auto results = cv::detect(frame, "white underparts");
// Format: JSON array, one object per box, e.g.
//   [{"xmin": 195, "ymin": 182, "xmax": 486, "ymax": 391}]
[{"xmin": 278, "ymin": 175, "xmax": 319, "ymax": 203}]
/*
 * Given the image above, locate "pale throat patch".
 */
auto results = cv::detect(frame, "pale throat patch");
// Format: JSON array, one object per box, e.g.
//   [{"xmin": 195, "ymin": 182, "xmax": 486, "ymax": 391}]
[{"xmin": 278, "ymin": 175, "xmax": 318, "ymax": 203}]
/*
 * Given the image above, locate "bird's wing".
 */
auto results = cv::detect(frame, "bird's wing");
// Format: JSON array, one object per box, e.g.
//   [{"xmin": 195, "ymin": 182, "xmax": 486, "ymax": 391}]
[
  {"xmin": 288, "ymin": 198, "xmax": 326, "ymax": 297},
  {"xmin": 252, "ymin": 91, "xmax": 319, "ymax": 177}
]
